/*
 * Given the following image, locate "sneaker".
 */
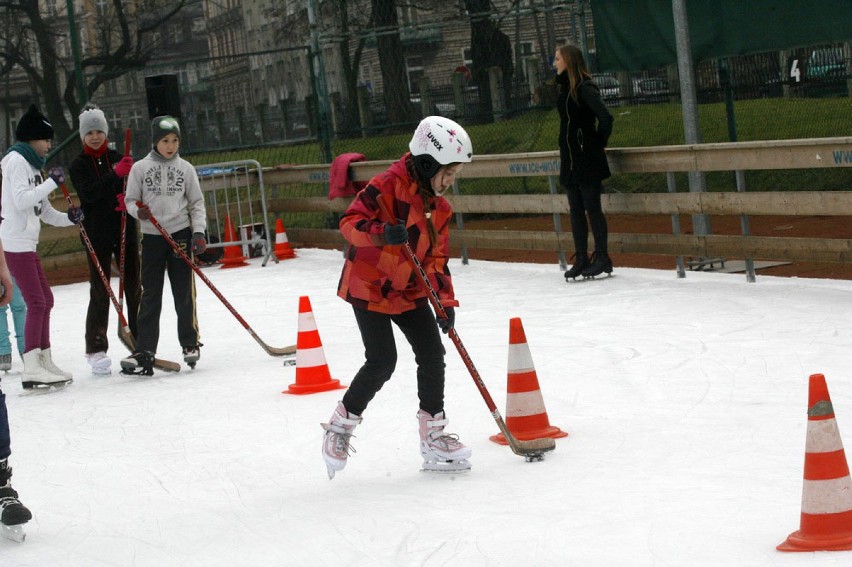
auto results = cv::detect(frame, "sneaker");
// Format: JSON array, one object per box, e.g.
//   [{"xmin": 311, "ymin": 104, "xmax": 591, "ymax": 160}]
[
  {"xmin": 320, "ymin": 401, "xmax": 362, "ymax": 479},
  {"xmin": 120, "ymin": 351, "xmax": 154, "ymax": 376},
  {"xmin": 0, "ymin": 354, "xmax": 11, "ymax": 371},
  {"xmin": 182, "ymin": 345, "xmax": 201, "ymax": 365},
  {"xmin": 417, "ymin": 409, "xmax": 472, "ymax": 463},
  {"xmin": 85, "ymin": 351, "xmax": 112, "ymax": 376}
]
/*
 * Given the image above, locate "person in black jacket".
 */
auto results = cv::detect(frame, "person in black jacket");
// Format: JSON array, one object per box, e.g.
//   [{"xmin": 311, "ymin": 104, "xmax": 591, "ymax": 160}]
[
  {"xmin": 68, "ymin": 104, "xmax": 138, "ymax": 376},
  {"xmin": 554, "ymin": 44, "xmax": 615, "ymax": 279}
]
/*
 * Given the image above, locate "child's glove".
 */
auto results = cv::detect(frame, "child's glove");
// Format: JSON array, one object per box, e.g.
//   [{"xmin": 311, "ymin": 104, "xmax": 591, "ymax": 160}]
[
  {"xmin": 48, "ymin": 166, "xmax": 65, "ymax": 186},
  {"xmin": 67, "ymin": 206, "xmax": 85, "ymax": 224},
  {"xmin": 113, "ymin": 156, "xmax": 134, "ymax": 177},
  {"xmin": 114, "ymin": 193, "xmax": 126, "ymax": 212},
  {"xmin": 436, "ymin": 307, "xmax": 455, "ymax": 334},
  {"xmin": 136, "ymin": 203, "xmax": 152, "ymax": 220},
  {"xmin": 383, "ymin": 220, "xmax": 408, "ymax": 245},
  {"xmin": 191, "ymin": 232, "xmax": 207, "ymax": 255}
]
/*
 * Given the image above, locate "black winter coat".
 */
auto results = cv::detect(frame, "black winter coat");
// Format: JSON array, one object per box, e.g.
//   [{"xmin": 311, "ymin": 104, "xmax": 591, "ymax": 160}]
[
  {"xmin": 69, "ymin": 148, "xmax": 137, "ymax": 245},
  {"xmin": 556, "ymin": 72, "xmax": 614, "ymax": 186}
]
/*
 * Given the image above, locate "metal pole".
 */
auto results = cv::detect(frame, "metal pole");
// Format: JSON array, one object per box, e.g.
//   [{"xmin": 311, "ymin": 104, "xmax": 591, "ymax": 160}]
[
  {"xmin": 667, "ymin": 172, "xmax": 686, "ymax": 278},
  {"xmin": 66, "ymin": 0, "xmax": 87, "ymax": 106},
  {"xmin": 306, "ymin": 0, "xmax": 332, "ymax": 163},
  {"xmin": 577, "ymin": 0, "xmax": 591, "ymax": 67},
  {"xmin": 671, "ymin": 0, "xmax": 710, "ymax": 237}
]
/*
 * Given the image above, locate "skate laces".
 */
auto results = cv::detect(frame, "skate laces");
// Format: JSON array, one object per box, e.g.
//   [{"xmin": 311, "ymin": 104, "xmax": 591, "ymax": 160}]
[{"xmin": 425, "ymin": 417, "xmax": 465, "ymax": 450}]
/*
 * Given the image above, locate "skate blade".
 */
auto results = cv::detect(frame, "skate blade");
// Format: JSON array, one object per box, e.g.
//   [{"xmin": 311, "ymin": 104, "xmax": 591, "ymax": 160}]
[
  {"xmin": 21, "ymin": 379, "xmax": 72, "ymax": 393},
  {"xmin": 282, "ymin": 357, "xmax": 296, "ymax": 367},
  {"xmin": 1, "ymin": 524, "xmax": 26, "ymax": 543},
  {"xmin": 90, "ymin": 367, "xmax": 112, "ymax": 377},
  {"xmin": 421, "ymin": 459, "xmax": 471, "ymax": 474}
]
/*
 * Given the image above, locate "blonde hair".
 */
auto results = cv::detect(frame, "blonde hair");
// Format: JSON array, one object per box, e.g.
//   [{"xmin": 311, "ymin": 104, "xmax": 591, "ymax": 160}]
[{"xmin": 556, "ymin": 44, "xmax": 592, "ymax": 102}]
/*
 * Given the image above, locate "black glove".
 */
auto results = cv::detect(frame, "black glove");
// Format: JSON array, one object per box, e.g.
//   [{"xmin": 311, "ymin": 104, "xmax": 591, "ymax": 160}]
[
  {"xmin": 48, "ymin": 166, "xmax": 65, "ymax": 186},
  {"xmin": 436, "ymin": 307, "xmax": 455, "ymax": 334},
  {"xmin": 383, "ymin": 220, "xmax": 408, "ymax": 245},
  {"xmin": 67, "ymin": 206, "xmax": 84, "ymax": 224},
  {"xmin": 191, "ymin": 232, "xmax": 207, "ymax": 255}
]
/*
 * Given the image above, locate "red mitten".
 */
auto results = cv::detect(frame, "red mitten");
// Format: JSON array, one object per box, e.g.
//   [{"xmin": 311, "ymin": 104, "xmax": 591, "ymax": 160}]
[{"xmin": 113, "ymin": 156, "xmax": 134, "ymax": 177}]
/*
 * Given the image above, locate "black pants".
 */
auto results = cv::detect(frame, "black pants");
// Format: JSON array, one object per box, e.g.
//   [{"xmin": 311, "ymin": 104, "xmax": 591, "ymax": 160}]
[
  {"xmin": 342, "ymin": 304, "xmax": 446, "ymax": 416},
  {"xmin": 136, "ymin": 228, "xmax": 199, "ymax": 354},
  {"xmin": 566, "ymin": 180, "xmax": 608, "ymax": 254},
  {"xmin": 84, "ymin": 233, "xmax": 141, "ymax": 354}
]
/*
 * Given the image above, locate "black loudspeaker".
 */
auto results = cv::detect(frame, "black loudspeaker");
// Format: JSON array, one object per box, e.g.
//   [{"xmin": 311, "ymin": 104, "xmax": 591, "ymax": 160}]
[{"xmin": 144, "ymin": 74, "xmax": 181, "ymax": 120}]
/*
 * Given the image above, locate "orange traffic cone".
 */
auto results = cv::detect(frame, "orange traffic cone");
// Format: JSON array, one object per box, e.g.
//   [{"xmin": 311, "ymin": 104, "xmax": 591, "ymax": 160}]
[
  {"xmin": 219, "ymin": 215, "xmax": 249, "ymax": 269},
  {"xmin": 490, "ymin": 317, "xmax": 567, "ymax": 444},
  {"xmin": 778, "ymin": 373, "xmax": 852, "ymax": 552},
  {"xmin": 273, "ymin": 218, "xmax": 296, "ymax": 260},
  {"xmin": 283, "ymin": 296, "xmax": 346, "ymax": 395}
]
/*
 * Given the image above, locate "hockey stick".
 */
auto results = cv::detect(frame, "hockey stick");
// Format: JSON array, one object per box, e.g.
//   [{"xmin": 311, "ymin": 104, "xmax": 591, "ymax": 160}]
[
  {"xmin": 140, "ymin": 203, "xmax": 296, "ymax": 357},
  {"xmin": 117, "ymin": 128, "xmax": 131, "ymax": 318},
  {"xmin": 58, "ymin": 183, "xmax": 180, "ymax": 372},
  {"xmin": 377, "ymin": 197, "xmax": 555, "ymax": 460}
]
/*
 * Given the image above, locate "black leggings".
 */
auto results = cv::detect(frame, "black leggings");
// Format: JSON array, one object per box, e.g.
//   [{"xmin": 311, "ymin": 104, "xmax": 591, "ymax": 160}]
[
  {"xmin": 342, "ymin": 304, "xmax": 446, "ymax": 416},
  {"xmin": 566, "ymin": 180, "xmax": 608, "ymax": 254}
]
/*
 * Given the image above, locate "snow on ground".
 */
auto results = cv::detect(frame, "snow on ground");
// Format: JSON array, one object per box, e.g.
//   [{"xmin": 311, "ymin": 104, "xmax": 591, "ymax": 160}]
[{"xmin": 4, "ymin": 248, "xmax": 852, "ymax": 566}]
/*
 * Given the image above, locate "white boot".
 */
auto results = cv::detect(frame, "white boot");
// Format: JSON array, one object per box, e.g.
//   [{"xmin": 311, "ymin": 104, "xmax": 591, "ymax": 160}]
[
  {"xmin": 320, "ymin": 401, "xmax": 362, "ymax": 479},
  {"xmin": 85, "ymin": 351, "xmax": 112, "ymax": 376},
  {"xmin": 22, "ymin": 349, "xmax": 71, "ymax": 390},
  {"xmin": 40, "ymin": 348, "xmax": 72, "ymax": 380},
  {"xmin": 417, "ymin": 409, "xmax": 472, "ymax": 473}
]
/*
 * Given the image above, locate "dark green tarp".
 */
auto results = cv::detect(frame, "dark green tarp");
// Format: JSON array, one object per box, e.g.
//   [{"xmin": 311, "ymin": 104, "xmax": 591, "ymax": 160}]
[{"xmin": 592, "ymin": 0, "xmax": 852, "ymax": 71}]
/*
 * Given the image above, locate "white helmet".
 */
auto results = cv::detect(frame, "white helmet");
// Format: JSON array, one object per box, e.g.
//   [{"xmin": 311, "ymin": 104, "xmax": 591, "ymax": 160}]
[{"xmin": 409, "ymin": 116, "xmax": 473, "ymax": 166}]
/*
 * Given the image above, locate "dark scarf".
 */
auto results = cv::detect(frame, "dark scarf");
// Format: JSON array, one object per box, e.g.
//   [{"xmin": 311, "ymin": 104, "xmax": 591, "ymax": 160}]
[{"xmin": 7, "ymin": 142, "xmax": 45, "ymax": 169}]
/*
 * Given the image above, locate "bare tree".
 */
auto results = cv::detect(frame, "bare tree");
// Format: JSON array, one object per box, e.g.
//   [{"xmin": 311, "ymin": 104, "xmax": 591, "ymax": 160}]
[{"xmin": 0, "ymin": 0, "xmax": 186, "ymax": 142}]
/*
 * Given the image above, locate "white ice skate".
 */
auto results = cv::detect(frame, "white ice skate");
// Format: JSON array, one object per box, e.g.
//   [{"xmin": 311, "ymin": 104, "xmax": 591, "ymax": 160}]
[
  {"xmin": 417, "ymin": 410, "xmax": 472, "ymax": 473},
  {"xmin": 321, "ymin": 401, "xmax": 362, "ymax": 479},
  {"xmin": 40, "ymin": 347, "xmax": 72, "ymax": 380},
  {"xmin": 85, "ymin": 352, "xmax": 112, "ymax": 376},
  {"xmin": 21, "ymin": 349, "xmax": 72, "ymax": 390}
]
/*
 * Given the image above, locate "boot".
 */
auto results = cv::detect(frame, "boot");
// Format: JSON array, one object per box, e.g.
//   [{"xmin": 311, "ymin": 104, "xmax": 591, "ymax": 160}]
[
  {"xmin": 0, "ymin": 459, "xmax": 32, "ymax": 527},
  {"xmin": 85, "ymin": 351, "xmax": 112, "ymax": 376},
  {"xmin": 563, "ymin": 253, "xmax": 590, "ymax": 280},
  {"xmin": 0, "ymin": 354, "xmax": 11, "ymax": 372},
  {"xmin": 22, "ymin": 349, "xmax": 71, "ymax": 389},
  {"xmin": 182, "ymin": 344, "xmax": 202, "ymax": 368},
  {"xmin": 40, "ymin": 347, "xmax": 72, "ymax": 379},
  {"xmin": 582, "ymin": 252, "xmax": 613, "ymax": 278},
  {"xmin": 417, "ymin": 409, "xmax": 471, "ymax": 472},
  {"xmin": 321, "ymin": 401, "xmax": 362, "ymax": 479},
  {"xmin": 120, "ymin": 351, "xmax": 155, "ymax": 376}
]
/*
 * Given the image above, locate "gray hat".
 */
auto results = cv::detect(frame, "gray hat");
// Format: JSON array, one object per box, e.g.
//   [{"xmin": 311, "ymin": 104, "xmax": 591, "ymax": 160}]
[
  {"xmin": 151, "ymin": 115, "xmax": 180, "ymax": 147},
  {"xmin": 79, "ymin": 105, "xmax": 109, "ymax": 139}
]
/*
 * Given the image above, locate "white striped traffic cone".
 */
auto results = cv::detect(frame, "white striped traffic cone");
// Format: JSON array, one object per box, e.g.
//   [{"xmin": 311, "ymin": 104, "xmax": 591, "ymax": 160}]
[
  {"xmin": 282, "ymin": 296, "xmax": 345, "ymax": 395},
  {"xmin": 778, "ymin": 373, "xmax": 852, "ymax": 551},
  {"xmin": 490, "ymin": 317, "xmax": 567, "ymax": 444}
]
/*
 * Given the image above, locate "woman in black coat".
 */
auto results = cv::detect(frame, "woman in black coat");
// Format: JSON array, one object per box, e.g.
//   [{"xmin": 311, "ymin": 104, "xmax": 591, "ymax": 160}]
[
  {"xmin": 554, "ymin": 44, "xmax": 614, "ymax": 279},
  {"xmin": 68, "ymin": 105, "xmax": 138, "ymax": 375}
]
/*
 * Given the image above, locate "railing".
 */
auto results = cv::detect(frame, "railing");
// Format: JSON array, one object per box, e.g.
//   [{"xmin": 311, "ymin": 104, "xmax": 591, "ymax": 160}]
[{"xmin": 41, "ymin": 137, "xmax": 852, "ymax": 282}]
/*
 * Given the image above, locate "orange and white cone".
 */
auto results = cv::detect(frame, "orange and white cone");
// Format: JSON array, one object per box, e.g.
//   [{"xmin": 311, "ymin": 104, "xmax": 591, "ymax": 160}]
[
  {"xmin": 283, "ymin": 296, "xmax": 346, "ymax": 395},
  {"xmin": 778, "ymin": 373, "xmax": 852, "ymax": 552},
  {"xmin": 273, "ymin": 218, "xmax": 296, "ymax": 260},
  {"xmin": 490, "ymin": 317, "xmax": 567, "ymax": 444},
  {"xmin": 219, "ymin": 215, "xmax": 249, "ymax": 269}
]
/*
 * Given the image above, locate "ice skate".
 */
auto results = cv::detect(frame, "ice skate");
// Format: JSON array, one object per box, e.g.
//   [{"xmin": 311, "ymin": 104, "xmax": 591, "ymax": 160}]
[
  {"xmin": 182, "ymin": 344, "xmax": 201, "ymax": 369},
  {"xmin": 582, "ymin": 252, "xmax": 613, "ymax": 278},
  {"xmin": 21, "ymin": 349, "xmax": 72, "ymax": 390},
  {"xmin": 320, "ymin": 401, "xmax": 362, "ymax": 479},
  {"xmin": 0, "ymin": 354, "xmax": 11, "ymax": 372},
  {"xmin": 85, "ymin": 351, "xmax": 112, "ymax": 376},
  {"xmin": 563, "ymin": 253, "xmax": 590, "ymax": 281},
  {"xmin": 417, "ymin": 410, "xmax": 472, "ymax": 473},
  {"xmin": 39, "ymin": 347, "xmax": 72, "ymax": 380},
  {"xmin": 0, "ymin": 459, "xmax": 31, "ymax": 543},
  {"xmin": 120, "ymin": 351, "xmax": 155, "ymax": 376}
]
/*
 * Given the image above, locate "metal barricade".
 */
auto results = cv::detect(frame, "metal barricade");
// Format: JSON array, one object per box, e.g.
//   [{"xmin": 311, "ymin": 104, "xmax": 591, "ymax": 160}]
[{"xmin": 195, "ymin": 159, "xmax": 277, "ymax": 266}]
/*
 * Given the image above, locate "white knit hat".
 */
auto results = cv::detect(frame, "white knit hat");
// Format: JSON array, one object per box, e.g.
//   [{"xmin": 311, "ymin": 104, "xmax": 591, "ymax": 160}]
[{"xmin": 78, "ymin": 105, "xmax": 109, "ymax": 139}]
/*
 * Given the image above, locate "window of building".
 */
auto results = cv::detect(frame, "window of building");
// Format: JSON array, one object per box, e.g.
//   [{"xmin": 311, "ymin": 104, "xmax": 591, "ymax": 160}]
[
  {"xmin": 192, "ymin": 17, "xmax": 206, "ymax": 36},
  {"xmin": 406, "ymin": 55, "xmax": 424, "ymax": 95}
]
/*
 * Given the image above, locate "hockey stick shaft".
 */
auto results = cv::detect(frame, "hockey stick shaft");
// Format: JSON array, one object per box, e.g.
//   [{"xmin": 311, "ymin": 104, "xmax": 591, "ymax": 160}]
[
  {"xmin": 140, "ymin": 203, "xmax": 296, "ymax": 357},
  {"xmin": 59, "ymin": 183, "xmax": 132, "ymax": 336},
  {"xmin": 377, "ymin": 197, "xmax": 554, "ymax": 457},
  {"xmin": 118, "ymin": 128, "xmax": 131, "ymax": 312}
]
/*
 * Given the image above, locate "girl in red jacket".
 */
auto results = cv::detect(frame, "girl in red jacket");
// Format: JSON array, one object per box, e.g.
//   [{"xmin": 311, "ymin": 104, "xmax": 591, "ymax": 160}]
[{"xmin": 322, "ymin": 116, "xmax": 473, "ymax": 478}]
